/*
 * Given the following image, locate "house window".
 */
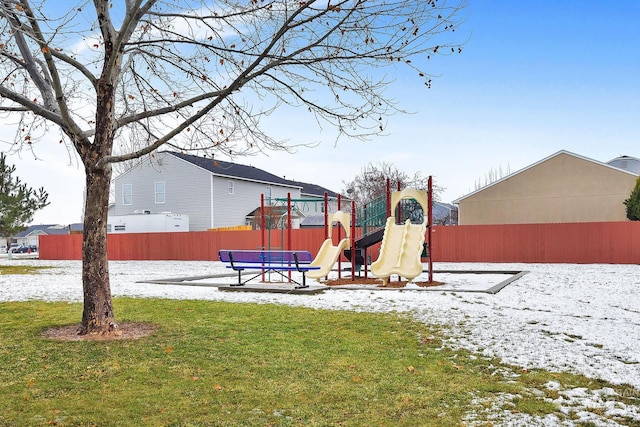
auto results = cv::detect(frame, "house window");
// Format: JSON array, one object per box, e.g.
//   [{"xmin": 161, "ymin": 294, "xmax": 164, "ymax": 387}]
[
  {"xmin": 264, "ymin": 186, "xmax": 272, "ymax": 200},
  {"xmin": 155, "ymin": 182, "xmax": 166, "ymax": 204},
  {"xmin": 228, "ymin": 180, "xmax": 234, "ymax": 194},
  {"xmin": 122, "ymin": 184, "xmax": 132, "ymax": 205}
]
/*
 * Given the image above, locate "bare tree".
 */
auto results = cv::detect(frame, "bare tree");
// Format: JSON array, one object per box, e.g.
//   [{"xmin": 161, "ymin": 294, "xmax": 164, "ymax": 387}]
[
  {"xmin": 0, "ymin": 0, "xmax": 465, "ymax": 335},
  {"xmin": 342, "ymin": 161, "xmax": 443, "ymax": 205},
  {"xmin": 473, "ymin": 164, "xmax": 512, "ymax": 190}
]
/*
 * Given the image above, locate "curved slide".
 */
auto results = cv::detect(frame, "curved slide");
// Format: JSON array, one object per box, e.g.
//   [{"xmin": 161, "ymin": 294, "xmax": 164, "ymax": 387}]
[
  {"xmin": 307, "ymin": 238, "xmax": 351, "ymax": 279},
  {"xmin": 371, "ymin": 188, "xmax": 428, "ymax": 286},
  {"xmin": 370, "ymin": 218, "xmax": 402, "ymax": 276},
  {"xmin": 371, "ymin": 219, "xmax": 426, "ymax": 286},
  {"xmin": 307, "ymin": 210, "xmax": 351, "ymax": 280}
]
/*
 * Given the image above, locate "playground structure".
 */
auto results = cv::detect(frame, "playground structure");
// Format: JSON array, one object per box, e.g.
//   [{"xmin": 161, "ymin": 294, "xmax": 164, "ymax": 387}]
[
  {"xmin": 256, "ymin": 176, "xmax": 434, "ymax": 285},
  {"xmin": 370, "ymin": 188, "xmax": 429, "ymax": 286}
]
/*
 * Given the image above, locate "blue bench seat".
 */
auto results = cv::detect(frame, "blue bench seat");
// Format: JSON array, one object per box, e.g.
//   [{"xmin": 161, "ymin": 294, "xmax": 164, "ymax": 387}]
[{"xmin": 218, "ymin": 250, "xmax": 320, "ymax": 288}]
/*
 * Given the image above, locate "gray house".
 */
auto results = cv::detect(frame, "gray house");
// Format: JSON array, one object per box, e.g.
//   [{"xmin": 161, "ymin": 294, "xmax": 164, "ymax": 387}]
[
  {"xmin": 433, "ymin": 201, "xmax": 458, "ymax": 225},
  {"xmin": 14, "ymin": 224, "xmax": 71, "ymax": 247},
  {"xmin": 111, "ymin": 151, "xmax": 341, "ymax": 231},
  {"xmin": 607, "ymin": 155, "xmax": 640, "ymax": 175}
]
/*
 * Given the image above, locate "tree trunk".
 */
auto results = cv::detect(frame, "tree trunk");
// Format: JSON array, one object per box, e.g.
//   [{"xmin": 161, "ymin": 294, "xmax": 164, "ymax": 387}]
[{"xmin": 78, "ymin": 164, "xmax": 116, "ymax": 335}]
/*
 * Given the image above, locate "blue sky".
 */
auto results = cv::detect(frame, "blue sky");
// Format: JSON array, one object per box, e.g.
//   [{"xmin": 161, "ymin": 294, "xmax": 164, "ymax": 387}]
[
  {"xmin": 247, "ymin": 1, "xmax": 639, "ymax": 200},
  {"xmin": 7, "ymin": 0, "xmax": 640, "ymax": 224}
]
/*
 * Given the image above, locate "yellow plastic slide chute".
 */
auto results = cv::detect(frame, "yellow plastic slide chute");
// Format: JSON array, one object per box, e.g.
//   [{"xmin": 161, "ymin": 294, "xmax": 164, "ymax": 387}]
[
  {"xmin": 371, "ymin": 188, "xmax": 428, "ymax": 286},
  {"xmin": 307, "ymin": 210, "xmax": 351, "ymax": 279}
]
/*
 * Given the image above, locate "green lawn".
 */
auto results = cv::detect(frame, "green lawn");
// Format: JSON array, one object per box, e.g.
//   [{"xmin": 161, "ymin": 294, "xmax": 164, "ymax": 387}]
[{"xmin": 0, "ymin": 298, "xmax": 637, "ymax": 426}]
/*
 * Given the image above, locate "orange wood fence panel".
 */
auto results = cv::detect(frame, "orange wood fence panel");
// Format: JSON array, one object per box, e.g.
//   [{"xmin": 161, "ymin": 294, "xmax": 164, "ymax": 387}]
[
  {"xmin": 39, "ymin": 233, "xmax": 83, "ymax": 260},
  {"xmin": 39, "ymin": 228, "xmax": 328, "ymax": 261},
  {"xmin": 432, "ymin": 222, "xmax": 640, "ymax": 263},
  {"xmin": 39, "ymin": 222, "xmax": 640, "ymax": 264}
]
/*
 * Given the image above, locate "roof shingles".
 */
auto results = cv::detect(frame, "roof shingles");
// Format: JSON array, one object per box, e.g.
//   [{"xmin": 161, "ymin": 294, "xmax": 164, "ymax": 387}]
[{"xmin": 167, "ymin": 151, "xmax": 339, "ymax": 198}]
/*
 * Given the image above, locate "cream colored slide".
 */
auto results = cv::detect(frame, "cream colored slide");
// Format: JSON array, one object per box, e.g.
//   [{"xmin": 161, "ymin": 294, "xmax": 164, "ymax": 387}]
[
  {"xmin": 371, "ymin": 188, "xmax": 428, "ymax": 286},
  {"xmin": 307, "ymin": 237, "xmax": 351, "ymax": 279},
  {"xmin": 307, "ymin": 211, "xmax": 351, "ymax": 280}
]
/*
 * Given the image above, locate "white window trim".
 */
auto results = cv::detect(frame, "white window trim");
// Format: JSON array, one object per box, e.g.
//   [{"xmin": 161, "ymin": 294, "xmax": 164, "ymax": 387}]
[
  {"xmin": 228, "ymin": 180, "xmax": 234, "ymax": 194},
  {"xmin": 155, "ymin": 181, "xmax": 166, "ymax": 204},
  {"xmin": 122, "ymin": 184, "xmax": 132, "ymax": 206}
]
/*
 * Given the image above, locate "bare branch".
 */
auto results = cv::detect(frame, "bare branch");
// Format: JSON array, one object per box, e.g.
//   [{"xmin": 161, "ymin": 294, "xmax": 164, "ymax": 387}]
[{"xmin": 0, "ymin": 0, "xmax": 466, "ymax": 335}]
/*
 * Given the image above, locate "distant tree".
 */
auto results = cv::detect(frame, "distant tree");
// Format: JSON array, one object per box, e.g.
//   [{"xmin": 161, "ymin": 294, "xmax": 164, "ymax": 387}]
[
  {"xmin": 0, "ymin": 154, "xmax": 49, "ymax": 245},
  {"xmin": 0, "ymin": 1, "xmax": 464, "ymax": 335},
  {"xmin": 623, "ymin": 176, "xmax": 640, "ymax": 221},
  {"xmin": 342, "ymin": 161, "xmax": 443, "ymax": 205},
  {"xmin": 474, "ymin": 164, "xmax": 511, "ymax": 190}
]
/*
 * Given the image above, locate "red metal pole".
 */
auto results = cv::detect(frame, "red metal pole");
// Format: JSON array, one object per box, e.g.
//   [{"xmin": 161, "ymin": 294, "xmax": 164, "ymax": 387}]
[
  {"xmin": 287, "ymin": 192, "xmax": 292, "ymax": 250},
  {"xmin": 398, "ymin": 181, "xmax": 403, "ymax": 222},
  {"xmin": 362, "ymin": 201, "xmax": 368, "ymax": 279},
  {"xmin": 323, "ymin": 191, "xmax": 329, "ymax": 280},
  {"xmin": 337, "ymin": 193, "xmax": 342, "ymax": 279},
  {"xmin": 397, "ymin": 180, "xmax": 402, "ymax": 223},
  {"xmin": 351, "ymin": 199, "xmax": 356, "ymax": 281},
  {"xmin": 261, "ymin": 193, "xmax": 265, "ymax": 245},
  {"xmin": 261, "ymin": 193, "xmax": 265, "ymax": 282},
  {"xmin": 428, "ymin": 176, "xmax": 433, "ymax": 283},
  {"xmin": 287, "ymin": 193, "xmax": 292, "ymax": 282},
  {"xmin": 386, "ymin": 178, "xmax": 391, "ymax": 218}
]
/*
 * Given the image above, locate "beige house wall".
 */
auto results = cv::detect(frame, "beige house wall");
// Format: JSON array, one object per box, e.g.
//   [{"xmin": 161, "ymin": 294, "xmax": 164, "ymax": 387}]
[{"xmin": 458, "ymin": 152, "xmax": 638, "ymax": 225}]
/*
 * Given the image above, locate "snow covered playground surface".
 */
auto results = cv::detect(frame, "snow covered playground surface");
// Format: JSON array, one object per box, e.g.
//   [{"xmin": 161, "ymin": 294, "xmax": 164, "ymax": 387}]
[{"xmin": 1, "ymin": 259, "xmax": 639, "ymax": 425}]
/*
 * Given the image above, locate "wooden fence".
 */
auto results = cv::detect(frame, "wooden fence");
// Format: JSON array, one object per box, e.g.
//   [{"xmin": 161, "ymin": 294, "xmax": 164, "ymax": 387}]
[
  {"xmin": 39, "ymin": 228, "xmax": 327, "ymax": 261},
  {"xmin": 433, "ymin": 222, "xmax": 640, "ymax": 264},
  {"xmin": 39, "ymin": 221, "xmax": 640, "ymax": 264}
]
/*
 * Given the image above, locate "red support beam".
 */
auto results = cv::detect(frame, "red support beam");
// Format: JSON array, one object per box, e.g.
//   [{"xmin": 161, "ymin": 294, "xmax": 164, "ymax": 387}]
[{"xmin": 427, "ymin": 176, "xmax": 433, "ymax": 283}]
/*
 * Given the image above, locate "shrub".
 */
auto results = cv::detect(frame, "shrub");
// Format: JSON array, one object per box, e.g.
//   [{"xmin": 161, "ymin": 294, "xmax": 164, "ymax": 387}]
[{"xmin": 624, "ymin": 176, "xmax": 640, "ymax": 220}]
